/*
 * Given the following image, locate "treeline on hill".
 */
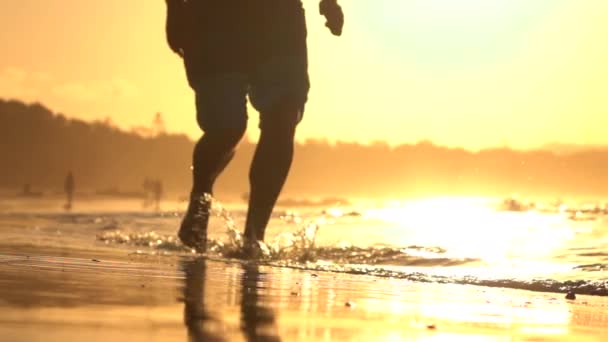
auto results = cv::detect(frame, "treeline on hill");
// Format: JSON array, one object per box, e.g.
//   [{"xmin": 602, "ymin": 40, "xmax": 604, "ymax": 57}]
[{"xmin": 2, "ymin": 98, "xmax": 608, "ymax": 199}]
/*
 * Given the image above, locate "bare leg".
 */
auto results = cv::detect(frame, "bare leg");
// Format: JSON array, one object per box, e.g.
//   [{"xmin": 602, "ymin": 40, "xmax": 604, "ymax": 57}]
[
  {"xmin": 180, "ymin": 129, "xmax": 244, "ymax": 252},
  {"xmin": 244, "ymin": 107, "xmax": 298, "ymax": 243},
  {"xmin": 192, "ymin": 130, "xmax": 243, "ymax": 195}
]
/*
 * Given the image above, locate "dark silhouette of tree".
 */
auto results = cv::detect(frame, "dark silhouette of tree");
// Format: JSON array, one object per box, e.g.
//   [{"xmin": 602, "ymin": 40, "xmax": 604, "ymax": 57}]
[{"xmin": 2, "ymin": 98, "xmax": 608, "ymax": 199}]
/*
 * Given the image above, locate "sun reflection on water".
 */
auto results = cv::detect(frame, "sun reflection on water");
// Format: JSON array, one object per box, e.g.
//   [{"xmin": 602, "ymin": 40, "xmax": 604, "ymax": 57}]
[{"xmin": 365, "ymin": 197, "xmax": 575, "ymax": 276}]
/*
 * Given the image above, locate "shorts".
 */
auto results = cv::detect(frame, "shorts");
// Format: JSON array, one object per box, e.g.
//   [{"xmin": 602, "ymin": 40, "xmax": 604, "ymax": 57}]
[
  {"xmin": 184, "ymin": 0, "xmax": 309, "ymax": 132},
  {"xmin": 193, "ymin": 55, "xmax": 309, "ymax": 132}
]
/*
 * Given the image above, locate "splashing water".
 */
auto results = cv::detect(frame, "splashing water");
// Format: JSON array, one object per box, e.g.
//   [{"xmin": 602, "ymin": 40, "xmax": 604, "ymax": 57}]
[
  {"xmin": 194, "ymin": 193, "xmax": 321, "ymax": 260},
  {"xmin": 97, "ymin": 194, "xmax": 324, "ymax": 261}
]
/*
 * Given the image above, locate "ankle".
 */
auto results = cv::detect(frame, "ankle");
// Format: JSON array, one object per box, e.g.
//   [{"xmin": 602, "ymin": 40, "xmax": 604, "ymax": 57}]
[{"xmin": 190, "ymin": 192, "xmax": 212, "ymax": 201}]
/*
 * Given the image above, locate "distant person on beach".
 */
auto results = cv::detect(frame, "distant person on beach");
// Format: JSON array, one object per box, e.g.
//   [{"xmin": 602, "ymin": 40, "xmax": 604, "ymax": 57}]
[
  {"xmin": 142, "ymin": 178, "xmax": 152, "ymax": 208},
  {"xmin": 22, "ymin": 184, "xmax": 31, "ymax": 196},
  {"xmin": 165, "ymin": 0, "xmax": 344, "ymax": 256},
  {"xmin": 64, "ymin": 171, "xmax": 75, "ymax": 210},
  {"xmin": 153, "ymin": 179, "xmax": 163, "ymax": 212}
]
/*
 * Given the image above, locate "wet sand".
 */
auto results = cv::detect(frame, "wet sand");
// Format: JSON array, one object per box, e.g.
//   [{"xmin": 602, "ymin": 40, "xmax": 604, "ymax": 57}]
[{"xmin": 0, "ymin": 246, "xmax": 607, "ymax": 342}]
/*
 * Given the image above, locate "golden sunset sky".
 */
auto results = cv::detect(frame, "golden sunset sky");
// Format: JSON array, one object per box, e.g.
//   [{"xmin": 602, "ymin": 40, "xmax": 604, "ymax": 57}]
[{"xmin": 1, "ymin": 0, "xmax": 607, "ymax": 150}]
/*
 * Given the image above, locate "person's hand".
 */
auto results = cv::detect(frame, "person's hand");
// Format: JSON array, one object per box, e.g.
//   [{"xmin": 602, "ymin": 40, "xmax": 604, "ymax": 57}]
[
  {"xmin": 166, "ymin": 0, "xmax": 186, "ymax": 57},
  {"xmin": 319, "ymin": 0, "xmax": 344, "ymax": 36}
]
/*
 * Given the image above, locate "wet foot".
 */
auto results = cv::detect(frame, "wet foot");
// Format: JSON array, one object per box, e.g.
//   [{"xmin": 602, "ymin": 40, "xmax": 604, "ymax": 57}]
[
  {"xmin": 179, "ymin": 194, "xmax": 211, "ymax": 253},
  {"xmin": 241, "ymin": 239, "xmax": 270, "ymax": 260}
]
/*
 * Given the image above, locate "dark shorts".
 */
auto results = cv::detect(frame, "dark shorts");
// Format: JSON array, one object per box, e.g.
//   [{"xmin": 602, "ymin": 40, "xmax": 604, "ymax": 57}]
[{"xmin": 184, "ymin": 0, "xmax": 309, "ymax": 132}]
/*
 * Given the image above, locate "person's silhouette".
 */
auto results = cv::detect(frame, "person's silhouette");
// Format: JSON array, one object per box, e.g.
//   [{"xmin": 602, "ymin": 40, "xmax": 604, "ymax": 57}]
[
  {"xmin": 153, "ymin": 179, "xmax": 163, "ymax": 212},
  {"xmin": 166, "ymin": 0, "xmax": 344, "ymax": 257},
  {"xmin": 64, "ymin": 171, "xmax": 75, "ymax": 211}
]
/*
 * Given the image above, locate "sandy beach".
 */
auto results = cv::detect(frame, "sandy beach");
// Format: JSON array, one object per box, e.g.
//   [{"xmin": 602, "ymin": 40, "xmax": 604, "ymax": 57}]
[{"xmin": 1, "ymin": 244, "xmax": 607, "ymax": 342}]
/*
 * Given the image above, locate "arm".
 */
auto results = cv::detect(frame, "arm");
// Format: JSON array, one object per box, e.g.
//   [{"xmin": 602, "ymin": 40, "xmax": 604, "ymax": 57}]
[
  {"xmin": 319, "ymin": 0, "xmax": 344, "ymax": 36},
  {"xmin": 165, "ymin": 0, "xmax": 186, "ymax": 57}
]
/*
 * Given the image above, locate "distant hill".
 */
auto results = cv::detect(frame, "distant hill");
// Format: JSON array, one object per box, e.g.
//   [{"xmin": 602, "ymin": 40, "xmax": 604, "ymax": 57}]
[{"xmin": 2, "ymin": 98, "xmax": 608, "ymax": 200}]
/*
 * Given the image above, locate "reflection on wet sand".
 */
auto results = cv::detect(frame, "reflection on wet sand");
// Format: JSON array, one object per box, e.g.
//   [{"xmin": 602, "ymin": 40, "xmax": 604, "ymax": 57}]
[
  {"xmin": 182, "ymin": 258, "xmax": 280, "ymax": 342},
  {"xmin": 182, "ymin": 258, "xmax": 222, "ymax": 341},
  {"xmin": 0, "ymin": 250, "xmax": 605, "ymax": 341},
  {"xmin": 240, "ymin": 264, "xmax": 281, "ymax": 342}
]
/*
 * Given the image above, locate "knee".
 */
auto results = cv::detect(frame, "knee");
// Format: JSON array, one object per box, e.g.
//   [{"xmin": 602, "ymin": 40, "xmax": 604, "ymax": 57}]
[
  {"xmin": 195, "ymin": 83, "xmax": 248, "ymax": 144},
  {"xmin": 259, "ymin": 108, "xmax": 300, "ymax": 139},
  {"xmin": 197, "ymin": 110, "xmax": 247, "ymax": 149},
  {"xmin": 196, "ymin": 111, "xmax": 248, "ymax": 141},
  {"xmin": 204, "ymin": 126, "xmax": 246, "ymax": 148}
]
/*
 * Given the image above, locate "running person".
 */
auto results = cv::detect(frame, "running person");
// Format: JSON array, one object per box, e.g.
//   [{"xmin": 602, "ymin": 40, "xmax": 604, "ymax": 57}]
[{"xmin": 165, "ymin": 0, "xmax": 344, "ymax": 256}]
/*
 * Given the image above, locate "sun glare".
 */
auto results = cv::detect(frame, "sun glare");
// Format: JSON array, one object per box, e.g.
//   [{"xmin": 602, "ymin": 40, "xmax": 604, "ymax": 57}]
[
  {"xmin": 411, "ymin": 0, "xmax": 515, "ymax": 19},
  {"xmin": 365, "ymin": 197, "xmax": 574, "ymax": 271},
  {"xmin": 349, "ymin": 0, "xmax": 567, "ymax": 72}
]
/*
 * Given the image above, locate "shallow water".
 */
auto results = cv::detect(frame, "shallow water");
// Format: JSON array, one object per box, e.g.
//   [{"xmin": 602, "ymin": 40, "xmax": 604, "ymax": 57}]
[{"xmin": 0, "ymin": 195, "xmax": 606, "ymax": 297}]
